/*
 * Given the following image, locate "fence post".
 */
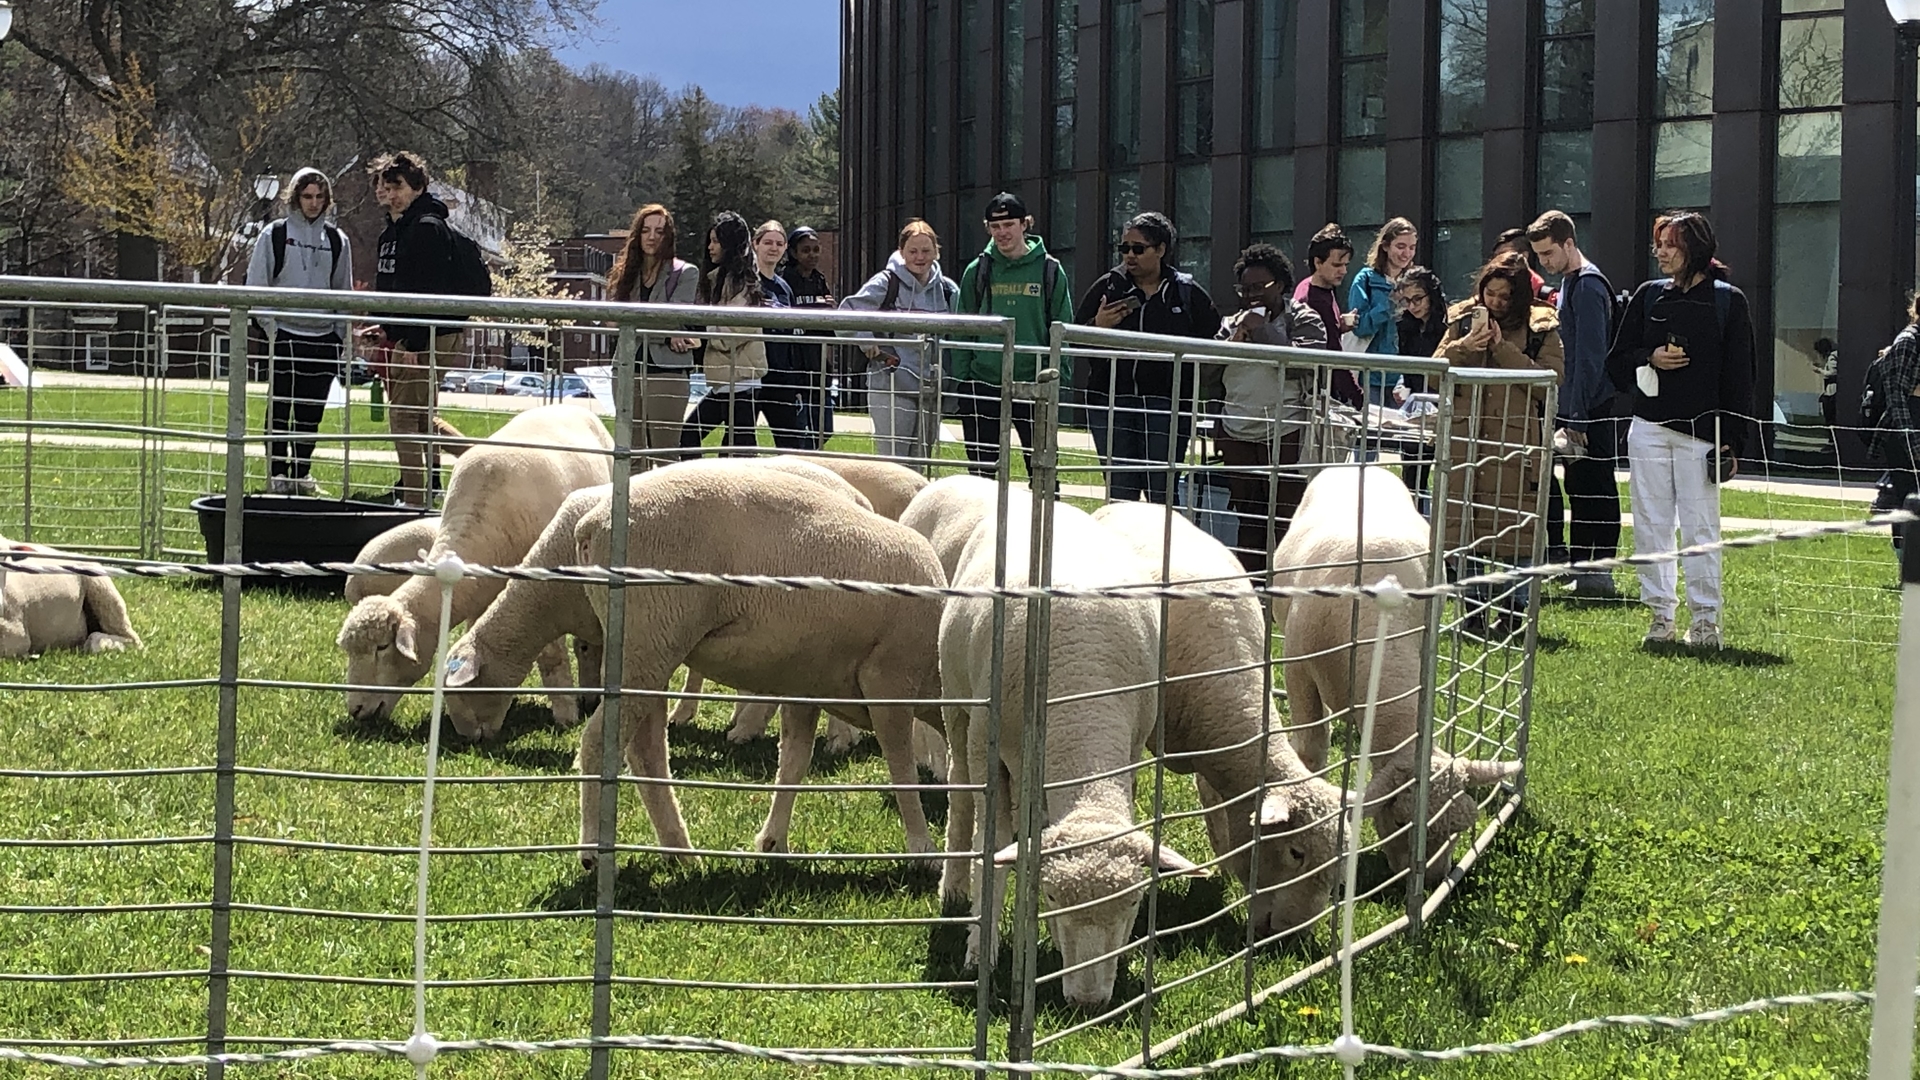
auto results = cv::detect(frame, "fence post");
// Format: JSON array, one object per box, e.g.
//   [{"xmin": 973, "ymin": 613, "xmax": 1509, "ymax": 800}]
[
  {"xmin": 1407, "ymin": 373, "xmax": 1458, "ymax": 937},
  {"xmin": 1867, "ymin": 497, "xmax": 1920, "ymax": 1080},
  {"xmin": 204, "ymin": 307, "xmax": 250, "ymax": 1080},
  {"xmin": 587, "ymin": 323, "xmax": 639, "ymax": 1080}
]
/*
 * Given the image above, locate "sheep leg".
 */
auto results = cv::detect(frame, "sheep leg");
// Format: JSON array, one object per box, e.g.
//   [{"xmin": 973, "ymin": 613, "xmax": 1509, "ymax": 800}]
[
  {"xmin": 0, "ymin": 617, "xmax": 29, "ymax": 659},
  {"xmin": 939, "ymin": 705, "xmax": 973, "ymax": 906},
  {"xmin": 623, "ymin": 691, "xmax": 693, "ymax": 855},
  {"xmin": 752, "ymin": 703, "xmax": 821, "ymax": 854},
  {"xmin": 822, "ymin": 715, "xmax": 863, "ymax": 754},
  {"xmin": 870, "ymin": 704, "xmax": 935, "ymax": 856},
  {"xmin": 533, "ymin": 638, "xmax": 581, "ymax": 729},
  {"xmin": 576, "ymin": 703, "xmax": 612, "ymax": 870},
  {"xmin": 965, "ymin": 757, "xmax": 1016, "ymax": 971},
  {"xmin": 1285, "ymin": 661, "xmax": 1330, "ymax": 773},
  {"xmin": 911, "ymin": 719, "xmax": 949, "ymax": 781},
  {"xmin": 725, "ymin": 699, "xmax": 777, "ymax": 743},
  {"xmin": 667, "ymin": 668, "xmax": 704, "ymax": 727}
]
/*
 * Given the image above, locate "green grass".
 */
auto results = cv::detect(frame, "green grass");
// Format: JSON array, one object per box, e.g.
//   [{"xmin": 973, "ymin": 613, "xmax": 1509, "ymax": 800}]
[{"xmin": 0, "ymin": 383, "xmax": 1909, "ymax": 1077}]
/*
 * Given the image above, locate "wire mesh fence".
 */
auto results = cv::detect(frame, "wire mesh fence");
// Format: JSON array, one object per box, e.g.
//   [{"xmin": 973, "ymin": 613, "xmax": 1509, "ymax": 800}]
[{"xmin": 0, "ymin": 276, "xmax": 1913, "ymax": 1079}]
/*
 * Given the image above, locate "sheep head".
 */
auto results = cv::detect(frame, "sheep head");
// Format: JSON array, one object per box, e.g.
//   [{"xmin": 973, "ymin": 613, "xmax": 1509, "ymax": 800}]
[
  {"xmin": 335, "ymin": 595, "xmax": 427, "ymax": 722},
  {"xmin": 995, "ymin": 814, "xmax": 1202, "ymax": 1008},
  {"xmin": 440, "ymin": 635, "xmax": 517, "ymax": 741},
  {"xmin": 1367, "ymin": 752, "xmax": 1521, "ymax": 888},
  {"xmin": 1235, "ymin": 778, "xmax": 1345, "ymax": 942}
]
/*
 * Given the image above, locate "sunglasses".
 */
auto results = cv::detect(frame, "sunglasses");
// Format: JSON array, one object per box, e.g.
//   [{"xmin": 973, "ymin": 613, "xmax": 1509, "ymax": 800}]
[{"xmin": 1115, "ymin": 242, "xmax": 1155, "ymax": 256}]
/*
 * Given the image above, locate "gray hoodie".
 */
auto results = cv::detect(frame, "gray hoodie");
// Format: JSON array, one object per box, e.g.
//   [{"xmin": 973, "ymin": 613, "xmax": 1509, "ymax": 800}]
[
  {"xmin": 243, "ymin": 167, "xmax": 353, "ymax": 341},
  {"xmin": 837, "ymin": 252, "xmax": 957, "ymax": 381}
]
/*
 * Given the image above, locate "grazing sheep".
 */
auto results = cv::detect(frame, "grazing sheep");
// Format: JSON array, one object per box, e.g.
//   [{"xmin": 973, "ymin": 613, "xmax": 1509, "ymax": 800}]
[
  {"xmin": 1091, "ymin": 501, "xmax": 1345, "ymax": 942},
  {"xmin": 440, "ymin": 487, "xmax": 608, "ymax": 740},
  {"xmin": 343, "ymin": 517, "xmax": 441, "ymax": 604},
  {"xmin": 941, "ymin": 497, "xmax": 1199, "ymax": 1008},
  {"xmin": 334, "ymin": 405, "xmax": 612, "ymax": 723},
  {"xmin": 0, "ymin": 537, "xmax": 141, "ymax": 657},
  {"xmin": 572, "ymin": 464, "xmax": 946, "ymax": 860},
  {"xmin": 1270, "ymin": 465, "xmax": 1518, "ymax": 886}
]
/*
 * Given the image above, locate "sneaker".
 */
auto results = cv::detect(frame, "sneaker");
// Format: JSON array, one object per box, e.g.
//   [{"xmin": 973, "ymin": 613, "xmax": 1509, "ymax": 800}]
[
  {"xmin": 290, "ymin": 476, "xmax": 326, "ymax": 497},
  {"xmin": 266, "ymin": 476, "xmax": 293, "ymax": 495},
  {"xmin": 1572, "ymin": 572, "xmax": 1619, "ymax": 599},
  {"xmin": 1684, "ymin": 619, "xmax": 1723, "ymax": 650},
  {"xmin": 1643, "ymin": 614, "xmax": 1678, "ymax": 645}
]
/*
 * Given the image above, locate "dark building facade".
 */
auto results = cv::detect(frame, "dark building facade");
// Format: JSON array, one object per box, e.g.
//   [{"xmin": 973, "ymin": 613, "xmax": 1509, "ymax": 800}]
[{"xmin": 842, "ymin": 0, "xmax": 1918, "ymax": 463}]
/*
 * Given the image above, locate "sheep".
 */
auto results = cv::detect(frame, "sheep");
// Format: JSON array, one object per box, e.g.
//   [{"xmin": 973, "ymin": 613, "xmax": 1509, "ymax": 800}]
[
  {"xmin": 941, "ymin": 496, "xmax": 1200, "ymax": 1008},
  {"xmin": 796, "ymin": 455, "xmax": 930, "ymax": 520},
  {"xmin": 898, "ymin": 473, "xmax": 1014, "ymax": 580},
  {"xmin": 1090, "ymin": 501, "xmax": 1345, "ymax": 942},
  {"xmin": 334, "ymin": 404, "xmax": 612, "ymax": 724},
  {"xmin": 1270, "ymin": 465, "xmax": 1519, "ymax": 886},
  {"xmin": 343, "ymin": 517, "xmax": 441, "ymax": 604},
  {"xmin": 572, "ymin": 463, "xmax": 947, "ymax": 860},
  {"xmin": 0, "ymin": 536, "xmax": 141, "ymax": 657}
]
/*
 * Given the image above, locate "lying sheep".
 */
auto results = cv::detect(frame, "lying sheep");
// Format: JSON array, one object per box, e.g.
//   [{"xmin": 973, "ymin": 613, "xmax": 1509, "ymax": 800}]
[
  {"xmin": 941, "ymin": 497, "xmax": 1199, "ymax": 1008},
  {"xmin": 0, "ymin": 537, "xmax": 141, "ymax": 657},
  {"xmin": 573, "ymin": 464, "xmax": 946, "ymax": 859},
  {"xmin": 334, "ymin": 405, "xmax": 611, "ymax": 724},
  {"xmin": 1091, "ymin": 501, "xmax": 1345, "ymax": 942},
  {"xmin": 1271, "ymin": 465, "xmax": 1517, "ymax": 886},
  {"xmin": 344, "ymin": 517, "xmax": 441, "ymax": 604}
]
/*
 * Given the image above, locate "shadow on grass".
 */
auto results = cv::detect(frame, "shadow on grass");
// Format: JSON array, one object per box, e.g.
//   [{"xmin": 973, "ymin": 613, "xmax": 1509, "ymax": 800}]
[
  {"xmin": 667, "ymin": 721, "xmax": 886, "ymax": 782},
  {"xmin": 1425, "ymin": 806, "xmax": 1597, "ymax": 1018},
  {"xmin": 1641, "ymin": 640, "xmax": 1789, "ymax": 667},
  {"xmin": 331, "ymin": 699, "xmax": 575, "ymax": 772},
  {"xmin": 538, "ymin": 856, "xmax": 939, "ymax": 917}
]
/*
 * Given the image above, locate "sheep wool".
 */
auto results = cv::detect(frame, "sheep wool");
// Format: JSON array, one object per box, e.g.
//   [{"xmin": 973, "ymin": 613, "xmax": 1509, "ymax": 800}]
[{"xmin": 0, "ymin": 536, "xmax": 141, "ymax": 657}]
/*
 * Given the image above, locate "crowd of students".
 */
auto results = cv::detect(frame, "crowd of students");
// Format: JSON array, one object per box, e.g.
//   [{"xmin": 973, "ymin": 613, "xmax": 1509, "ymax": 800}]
[{"xmin": 248, "ymin": 148, "xmax": 1920, "ymax": 651}]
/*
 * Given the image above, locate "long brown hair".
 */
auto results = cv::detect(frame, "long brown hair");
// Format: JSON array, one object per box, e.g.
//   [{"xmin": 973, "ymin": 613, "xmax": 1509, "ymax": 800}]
[
  {"xmin": 1366, "ymin": 217, "xmax": 1417, "ymax": 275},
  {"xmin": 609, "ymin": 203, "xmax": 676, "ymax": 303}
]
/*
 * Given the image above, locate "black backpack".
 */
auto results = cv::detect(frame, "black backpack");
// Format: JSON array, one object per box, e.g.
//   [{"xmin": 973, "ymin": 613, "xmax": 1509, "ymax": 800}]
[
  {"xmin": 1859, "ymin": 328, "xmax": 1914, "ymax": 455},
  {"xmin": 443, "ymin": 222, "xmax": 494, "ymax": 298},
  {"xmin": 972, "ymin": 252, "xmax": 1062, "ymax": 314},
  {"xmin": 269, "ymin": 218, "xmax": 343, "ymax": 281}
]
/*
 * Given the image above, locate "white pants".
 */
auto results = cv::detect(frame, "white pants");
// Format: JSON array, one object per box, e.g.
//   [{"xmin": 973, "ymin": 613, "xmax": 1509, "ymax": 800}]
[
  {"xmin": 1627, "ymin": 417, "xmax": 1722, "ymax": 619},
  {"xmin": 867, "ymin": 366, "xmax": 922, "ymax": 460}
]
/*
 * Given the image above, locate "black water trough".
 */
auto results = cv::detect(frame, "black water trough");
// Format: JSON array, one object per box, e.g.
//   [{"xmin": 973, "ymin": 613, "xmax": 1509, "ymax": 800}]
[{"xmin": 190, "ymin": 495, "xmax": 433, "ymax": 592}]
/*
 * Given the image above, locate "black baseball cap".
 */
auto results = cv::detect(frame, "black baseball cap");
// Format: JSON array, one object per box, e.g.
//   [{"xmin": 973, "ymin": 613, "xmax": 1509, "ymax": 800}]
[{"xmin": 983, "ymin": 192, "xmax": 1028, "ymax": 221}]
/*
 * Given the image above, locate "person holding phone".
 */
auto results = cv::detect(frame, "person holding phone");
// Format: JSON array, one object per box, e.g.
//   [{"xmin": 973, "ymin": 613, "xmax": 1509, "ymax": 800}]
[
  {"xmin": 1075, "ymin": 211, "xmax": 1223, "ymax": 504},
  {"xmin": 1604, "ymin": 211, "xmax": 1757, "ymax": 650},
  {"xmin": 1434, "ymin": 252, "xmax": 1566, "ymax": 634}
]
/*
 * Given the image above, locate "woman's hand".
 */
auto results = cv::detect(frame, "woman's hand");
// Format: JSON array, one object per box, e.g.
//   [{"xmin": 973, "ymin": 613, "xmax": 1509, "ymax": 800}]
[
  {"xmin": 1231, "ymin": 309, "xmax": 1268, "ymax": 342},
  {"xmin": 1093, "ymin": 298, "xmax": 1130, "ymax": 329},
  {"xmin": 1338, "ymin": 310, "xmax": 1358, "ymax": 332},
  {"xmin": 1719, "ymin": 448, "xmax": 1738, "ymax": 480},
  {"xmin": 668, "ymin": 337, "xmax": 699, "ymax": 353},
  {"xmin": 861, "ymin": 343, "xmax": 883, "ymax": 359},
  {"xmin": 1650, "ymin": 344, "xmax": 1690, "ymax": 371},
  {"xmin": 1462, "ymin": 321, "xmax": 1495, "ymax": 351}
]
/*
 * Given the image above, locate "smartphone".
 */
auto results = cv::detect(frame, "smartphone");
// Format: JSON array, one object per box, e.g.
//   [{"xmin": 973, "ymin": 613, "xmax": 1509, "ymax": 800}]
[
  {"xmin": 1117, "ymin": 295, "xmax": 1145, "ymax": 314},
  {"xmin": 1667, "ymin": 332, "xmax": 1690, "ymax": 351}
]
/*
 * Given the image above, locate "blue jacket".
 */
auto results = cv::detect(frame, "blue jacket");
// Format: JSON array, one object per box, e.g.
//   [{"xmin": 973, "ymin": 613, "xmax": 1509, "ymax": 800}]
[
  {"xmin": 1348, "ymin": 267, "xmax": 1398, "ymax": 390},
  {"xmin": 1555, "ymin": 261, "xmax": 1614, "ymax": 426}
]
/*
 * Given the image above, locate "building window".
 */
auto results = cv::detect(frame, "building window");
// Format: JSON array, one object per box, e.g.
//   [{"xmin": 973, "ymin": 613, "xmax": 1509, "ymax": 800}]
[
  {"xmin": 1109, "ymin": 0, "xmax": 1142, "ymax": 167},
  {"xmin": 957, "ymin": 0, "xmax": 980, "ymax": 191},
  {"xmin": 924, "ymin": 0, "xmax": 944, "ymax": 195},
  {"xmin": 1108, "ymin": 170, "xmax": 1141, "ymax": 247},
  {"xmin": 1339, "ymin": 145, "xmax": 1385, "ymax": 291},
  {"xmin": 1339, "ymin": 0, "xmax": 1388, "ymax": 141},
  {"xmin": 1051, "ymin": 180, "xmax": 1077, "ymax": 262},
  {"xmin": 1655, "ymin": 0, "xmax": 1713, "ymax": 118},
  {"xmin": 1002, "ymin": 0, "xmax": 1025, "ymax": 182},
  {"xmin": 1771, "ymin": 1, "xmax": 1842, "ymax": 447},
  {"xmin": 1436, "ymin": 0, "xmax": 1485, "ymax": 135},
  {"xmin": 1251, "ymin": 0, "xmax": 1294, "ymax": 151},
  {"xmin": 1250, "ymin": 153, "xmax": 1293, "ymax": 258},
  {"xmin": 1433, "ymin": 136, "xmax": 1484, "ymax": 301},
  {"xmin": 1051, "ymin": 0, "xmax": 1077, "ymax": 174},
  {"xmin": 1175, "ymin": 0, "xmax": 1214, "ymax": 160},
  {"xmin": 1176, "ymin": 162, "xmax": 1212, "ymax": 280},
  {"xmin": 1535, "ymin": 0, "xmax": 1594, "ymax": 231}
]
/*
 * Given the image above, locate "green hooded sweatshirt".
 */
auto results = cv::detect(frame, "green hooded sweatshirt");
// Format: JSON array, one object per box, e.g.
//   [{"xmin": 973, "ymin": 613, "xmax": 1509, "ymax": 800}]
[{"xmin": 949, "ymin": 234, "xmax": 1075, "ymax": 385}]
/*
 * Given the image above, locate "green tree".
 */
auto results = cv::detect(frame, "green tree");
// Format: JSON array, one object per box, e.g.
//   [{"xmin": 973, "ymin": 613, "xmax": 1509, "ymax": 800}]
[{"xmin": 789, "ymin": 90, "xmax": 840, "ymax": 231}]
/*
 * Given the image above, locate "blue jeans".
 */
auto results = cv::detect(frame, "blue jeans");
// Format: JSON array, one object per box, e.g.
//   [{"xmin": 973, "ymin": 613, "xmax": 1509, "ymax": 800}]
[{"xmin": 1088, "ymin": 392, "xmax": 1191, "ymax": 504}]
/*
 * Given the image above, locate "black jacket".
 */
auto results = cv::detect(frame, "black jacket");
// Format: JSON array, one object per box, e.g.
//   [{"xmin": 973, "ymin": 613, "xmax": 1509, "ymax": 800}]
[
  {"xmin": 778, "ymin": 265, "xmax": 833, "ymax": 375},
  {"xmin": 1605, "ymin": 275, "xmax": 1758, "ymax": 456},
  {"xmin": 373, "ymin": 192, "xmax": 459, "ymax": 352},
  {"xmin": 1074, "ymin": 266, "xmax": 1223, "ymax": 401},
  {"xmin": 759, "ymin": 273, "xmax": 804, "ymax": 383}
]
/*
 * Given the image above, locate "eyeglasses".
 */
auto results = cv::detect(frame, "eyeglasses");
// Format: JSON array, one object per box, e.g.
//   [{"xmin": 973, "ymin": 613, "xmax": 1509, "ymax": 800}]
[
  {"xmin": 1399, "ymin": 292, "xmax": 1429, "ymax": 305},
  {"xmin": 1115, "ymin": 242, "xmax": 1153, "ymax": 256}
]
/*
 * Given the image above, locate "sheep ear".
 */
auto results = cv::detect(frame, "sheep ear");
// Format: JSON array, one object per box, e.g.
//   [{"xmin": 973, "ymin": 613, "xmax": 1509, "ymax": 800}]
[
  {"xmin": 1253, "ymin": 790, "xmax": 1290, "ymax": 832},
  {"xmin": 394, "ymin": 622, "xmax": 418, "ymax": 663},
  {"xmin": 992, "ymin": 842, "xmax": 1021, "ymax": 867},
  {"xmin": 1148, "ymin": 843, "xmax": 1209, "ymax": 878},
  {"xmin": 444, "ymin": 654, "xmax": 477, "ymax": 687}
]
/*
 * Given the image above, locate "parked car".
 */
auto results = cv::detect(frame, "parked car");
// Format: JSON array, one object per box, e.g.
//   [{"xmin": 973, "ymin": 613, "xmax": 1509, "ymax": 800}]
[
  {"xmin": 460, "ymin": 371, "xmax": 512, "ymax": 395},
  {"xmin": 553, "ymin": 374, "xmax": 594, "ymax": 399},
  {"xmin": 439, "ymin": 368, "xmax": 487, "ymax": 393},
  {"xmin": 496, "ymin": 373, "xmax": 552, "ymax": 397}
]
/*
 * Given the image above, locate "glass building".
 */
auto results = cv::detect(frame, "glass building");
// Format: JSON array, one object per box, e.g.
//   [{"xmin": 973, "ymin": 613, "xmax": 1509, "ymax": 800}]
[{"xmin": 840, "ymin": 0, "xmax": 1918, "ymax": 464}]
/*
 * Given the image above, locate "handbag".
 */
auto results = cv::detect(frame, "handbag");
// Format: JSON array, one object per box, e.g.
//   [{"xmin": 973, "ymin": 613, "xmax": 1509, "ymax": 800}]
[{"xmin": 1339, "ymin": 330, "xmax": 1374, "ymax": 354}]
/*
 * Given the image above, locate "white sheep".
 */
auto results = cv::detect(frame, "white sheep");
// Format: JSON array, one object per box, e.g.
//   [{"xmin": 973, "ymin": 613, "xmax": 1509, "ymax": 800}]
[
  {"xmin": 572, "ymin": 463, "xmax": 947, "ymax": 859},
  {"xmin": 343, "ymin": 517, "xmax": 441, "ymax": 604},
  {"xmin": 941, "ymin": 496, "xmax": 1200, "ymax": 1008},
  {"xmin": 333, "ymin": 404, "xmax": 611, "ymax": 724},
  {"xmin": 1270, "ymin": 465, "xmax": 1519, "ymax": 886},
  {"xmin": 796, "ymin": 455, "xmax": 930, "ymax": 520},
  {"xmin": 0, "ymin": 537, "xmax": 141, "ymax": 657},
  {"xmin": 1091, "ymin": 501, "xmax": 1346, "ymax": 942},
  {"xmin": 899, "ymin": 473, "xmax": 1015, "ymax": 580}
]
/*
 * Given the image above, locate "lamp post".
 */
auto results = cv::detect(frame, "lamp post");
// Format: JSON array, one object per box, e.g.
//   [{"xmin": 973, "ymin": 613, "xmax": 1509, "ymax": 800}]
[
  {"xmin": 0, "ymin": 0, "xmax": 13, "ymax": 42},
  {"xmin": 1893, "ymin": 0, "xmax": 1920, "ymax": 44}
]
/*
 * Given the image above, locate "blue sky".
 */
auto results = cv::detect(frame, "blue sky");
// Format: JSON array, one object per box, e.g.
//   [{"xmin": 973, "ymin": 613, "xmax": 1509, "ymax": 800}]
[{"xmin": 553, "ymin": 0, "xmax": 842, "ymax": 113}]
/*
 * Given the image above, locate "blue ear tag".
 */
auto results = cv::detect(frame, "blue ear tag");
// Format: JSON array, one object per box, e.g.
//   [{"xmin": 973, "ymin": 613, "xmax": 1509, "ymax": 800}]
[{"xmin": 446, "ymin": 656, "xmax": 466, "ymax": 675}]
